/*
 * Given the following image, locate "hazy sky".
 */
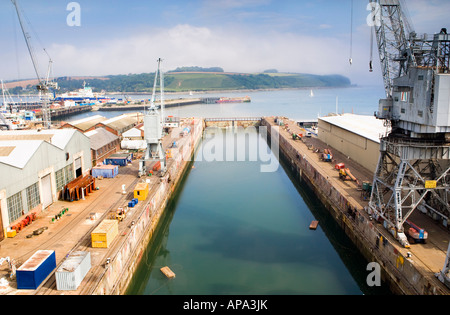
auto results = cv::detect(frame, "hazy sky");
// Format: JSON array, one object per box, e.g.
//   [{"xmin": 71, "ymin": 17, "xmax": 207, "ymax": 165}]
[{"xmin": 1, "ymin": 0, "xmax": 449, "ymax": 86}]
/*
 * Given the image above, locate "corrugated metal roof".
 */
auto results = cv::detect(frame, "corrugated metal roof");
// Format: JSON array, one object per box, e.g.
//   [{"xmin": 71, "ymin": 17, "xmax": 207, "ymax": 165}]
[
  {"xmin": 0, "ymin": 129, "xmax": 78, "ymax": 150},
  {"xmin": 69, "ymin": 115, "xmax": 106, "ymax": 131},
  {"xmin": 0, "ymin": 140, "xmax": 43, "ymax": 168},
  {"xmin": 122, "ymin": 127, "xmax": 142, "ymax": 138},
  {"xmin": 100, "ymin": 113, "xmax": 141, "ymax": 132},
  {"xmin": 0, "ymin": 129, "xmax": 87, "ymax": 168},
  {"xmin": 85, "ymin": 128, "xmax": 119, "ymax": 151},
  {"xmin": 319, "ymin": 114, "xmax": 390, "ymax": 143}
]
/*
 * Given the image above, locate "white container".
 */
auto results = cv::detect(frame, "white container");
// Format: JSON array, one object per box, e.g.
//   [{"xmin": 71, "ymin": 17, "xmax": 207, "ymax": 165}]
[{"xmin": 55, "ymin": 251, "xmax": 91, "ymax": 291}]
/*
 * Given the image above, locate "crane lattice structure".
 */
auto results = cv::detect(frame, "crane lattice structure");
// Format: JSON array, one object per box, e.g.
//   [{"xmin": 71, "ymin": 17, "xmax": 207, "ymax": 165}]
[
  {"xmin": 139, "ymin": 58, "xmax": 167, "ymax": 177},
  {"xmin": 368, "ymin": 0, "xmax": 450, "ymax": 248},
  {"xmin": 12, "ymin": 0, "xmax": 58, "ymax": 129}
]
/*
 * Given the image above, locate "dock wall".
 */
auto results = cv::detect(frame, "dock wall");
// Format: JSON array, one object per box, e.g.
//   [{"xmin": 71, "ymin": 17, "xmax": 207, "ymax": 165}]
[
  {"xmin": 87, "ymin": 120, "xmax": 203, "ymax": 295},
  {"xmin": 204, "ymin": 118, "xmax": 261, "ymax": 129},
  {"xmin": 261, "ymin": 118, "xmax": 446, "ymax": 295}
]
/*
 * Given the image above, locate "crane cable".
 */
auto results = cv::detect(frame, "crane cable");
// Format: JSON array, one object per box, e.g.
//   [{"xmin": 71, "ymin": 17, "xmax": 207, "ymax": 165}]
[
  {"xmin": 349, "ymin": 0, "xmax": 353, "ymax": 66},
  {"xmin": 369, "ymin": 26, "xmax": 374, "ymax": 72}
]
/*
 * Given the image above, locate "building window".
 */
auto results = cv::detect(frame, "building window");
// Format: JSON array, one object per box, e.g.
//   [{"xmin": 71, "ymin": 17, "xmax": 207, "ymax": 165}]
[
  {"xmin": 26, "ymin": 183, "xmax": 41, "ymax": 211},
  {"xmin": 56, "ymin": 164, "xmax": 75, "ymax": 191},
  {"xmin": 65, "ymin": 164, "xmax": 74, "ymax": 183},
  {"xmin": 55, "ymin": 169, "xmax": 65, "ymax": 191},
  {"xmin": 7, "ymin": 192, "xmax": 23, "ymax": 223}
]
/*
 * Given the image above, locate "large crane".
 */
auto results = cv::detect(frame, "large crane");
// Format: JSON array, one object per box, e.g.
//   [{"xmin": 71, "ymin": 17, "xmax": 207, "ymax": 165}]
[
  {"xmin": 11, "ymin": 0, "xmax": 58, "ymax": 129},
  {"xmin": 368, "ymin": 0, "xmax": 450, "ymax": 248},
  {"xmin": 139, "ymin": 58, "xmax": 167, "ymax": 178}
]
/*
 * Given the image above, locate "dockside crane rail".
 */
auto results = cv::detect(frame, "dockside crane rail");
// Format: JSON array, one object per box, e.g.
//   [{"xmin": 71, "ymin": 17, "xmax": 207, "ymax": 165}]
[
  {"xmin": 368, "ymin": 0, "xmax": 450, "ymax": 250},
  {"xmin": 11, "ymin": 0, "xmax": 57, "ymax": 129}
]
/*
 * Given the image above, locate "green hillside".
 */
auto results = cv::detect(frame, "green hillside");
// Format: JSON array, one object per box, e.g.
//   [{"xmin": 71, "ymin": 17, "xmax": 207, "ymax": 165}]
[{"xmin": 9, "ymin": 70, "xmax": 351, "ymax": 94}]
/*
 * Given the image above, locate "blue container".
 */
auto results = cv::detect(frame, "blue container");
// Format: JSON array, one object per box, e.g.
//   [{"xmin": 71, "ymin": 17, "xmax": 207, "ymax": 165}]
[
  {"xmin": 17, "ymin": 250, "xmax": 56, "ymax": 290},
  {"xmin": 105, "ymin": 157, "xmax": 127, "ymax": 166},
  {"xmin": 92, "ymin": 165, "xmax": 119, "ymax": 178}
]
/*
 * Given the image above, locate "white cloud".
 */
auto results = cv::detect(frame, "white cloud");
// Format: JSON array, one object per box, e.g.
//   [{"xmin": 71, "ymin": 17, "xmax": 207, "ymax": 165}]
[{"xmin": 46, "ymin": 24, "xmax": 354, "ymax": 80}]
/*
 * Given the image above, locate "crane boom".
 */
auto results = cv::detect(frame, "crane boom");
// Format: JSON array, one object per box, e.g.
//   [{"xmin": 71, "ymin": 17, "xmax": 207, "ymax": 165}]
[
  {"xmin": 11, "ymin": 0, "xmax": 44, "ymax": 87},
  {"xmin": 371, "ymin": 0, "xmax": 412, "ymax": 98},
  {"xmin": 11, "ymin": 0, "xmax": 54, "ymax": 129}
]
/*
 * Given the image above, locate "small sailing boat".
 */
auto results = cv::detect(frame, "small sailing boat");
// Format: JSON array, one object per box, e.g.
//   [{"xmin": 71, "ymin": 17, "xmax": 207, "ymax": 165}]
[{"xmin": 310, "ymin": 90, "xmax": 314, "ymax": 98}]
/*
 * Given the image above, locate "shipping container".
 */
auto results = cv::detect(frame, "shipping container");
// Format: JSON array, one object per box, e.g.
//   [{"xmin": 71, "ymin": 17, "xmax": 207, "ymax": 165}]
[
  {"xmin": 92, "ymin": 164, "xmax": 119, "ymax": 178},
  {"xmin": 91, "ymin": 219, "xmax": 119, "ymax": 248},
  {"xmin": 55, "ymin": 251, "xmax": 91, "ymax": 291},
  {"xmin": 16, "ymin": 250, "xmax": 56, "ymax": 290},
  {"xmin": 104, "ymin": 156, "xmax": 128, "ymax": 166}
]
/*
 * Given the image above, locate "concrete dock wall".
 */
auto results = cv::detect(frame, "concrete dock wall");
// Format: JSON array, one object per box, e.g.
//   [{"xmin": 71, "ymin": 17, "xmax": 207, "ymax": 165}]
[
  {"xmin": 261, "ymin": 118, "xmax": 447, "ymax": 295},
  {"xmin": 86, "ymin": 120, "xmax": 203, "ymax": 295}
]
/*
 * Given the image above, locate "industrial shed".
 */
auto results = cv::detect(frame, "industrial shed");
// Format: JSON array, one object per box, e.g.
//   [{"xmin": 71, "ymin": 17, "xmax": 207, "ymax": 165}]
[
  {"xmin": 85, "ymin": 128, "xmax": 120, "ymax": 166},
  {"xmin": 318, "ymin": 114, "xmax": 390, "ymax": 173},
  {"xmin": 0, "ymin": 129, "xmax": 92, "ymax": 240},
  {"xmin": 59, "ymin": 115, "xmax": 107, "ymax": 133},
  {"xmin": 95, "ymin": 113, "xmax": 143, "ymax": 136}
]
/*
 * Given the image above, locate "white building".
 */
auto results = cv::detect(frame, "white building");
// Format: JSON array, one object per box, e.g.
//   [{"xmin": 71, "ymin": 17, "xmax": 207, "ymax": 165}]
[
  {"xmin": 0, "ymin": 129, "xmax": 92, "ymax": 240},
  {"xmin": 318, "ymin": 114, "xmax": 391, "ymax": 173}
]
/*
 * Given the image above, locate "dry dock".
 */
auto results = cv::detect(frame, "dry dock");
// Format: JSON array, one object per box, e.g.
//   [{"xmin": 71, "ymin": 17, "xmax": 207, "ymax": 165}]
[
  {"xmin": 261, "ymin": 117, "xmax": 450, "ymax": 295},
  {"xmin": 0, "ymin": 118, "xmax": 203, "ymax": 295},
  {"xmin": 1, "ymin": 116, "xmax": 449, "ymax": 295}
]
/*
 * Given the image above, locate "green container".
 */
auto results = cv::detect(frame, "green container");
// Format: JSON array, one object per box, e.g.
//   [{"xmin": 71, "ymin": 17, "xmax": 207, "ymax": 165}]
[{"xmin": 362, "ymin": 182, "xmax": 370, "ymax": 191}]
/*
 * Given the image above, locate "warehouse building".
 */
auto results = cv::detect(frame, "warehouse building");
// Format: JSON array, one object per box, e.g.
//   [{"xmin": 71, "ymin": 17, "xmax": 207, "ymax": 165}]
[
  {"xmin": 318, "ymin": 114, "xmax": 390, "ymax": 173},
  {"xmin": 85, "ymin": 128, "xmax": 121, "ymax": 166},
  {"xmin": 60, "ymin": 115, "xmax": 107, "ymax": 133},
  {"xmin": 0, "ymin": 129, "xmax": 92, "ymax": 240},
  {"xmin": 95, "ymin": 113, "xmax": 143, "ymax": 136}
]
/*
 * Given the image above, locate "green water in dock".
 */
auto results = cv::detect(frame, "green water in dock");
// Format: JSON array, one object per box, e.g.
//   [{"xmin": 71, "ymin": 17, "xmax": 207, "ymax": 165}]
[{"xmin": 126, "ymin": 127, "xmax": 391, "ymax": 295}]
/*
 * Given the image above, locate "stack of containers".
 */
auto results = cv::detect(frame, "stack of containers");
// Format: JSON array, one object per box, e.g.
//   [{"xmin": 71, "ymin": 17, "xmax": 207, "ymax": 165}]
[
  {"xmin": 128, "ymin": 198, "xmax": 139, "ymax": 208},
  {"xmin": 55, "ymin": 251, "xmax": 91, "ymax": 291},
  {"xmin": 91, "ymin": 219, "xmax": 119, "ymax": 248}
]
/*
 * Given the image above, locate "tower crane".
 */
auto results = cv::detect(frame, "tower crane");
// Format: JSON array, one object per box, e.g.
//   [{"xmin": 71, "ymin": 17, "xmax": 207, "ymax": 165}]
[
  {"xmin": 11, "ymin": 0, "xmax": 58, "ymax": 129},
  {"xmin": 368, "ymin": 0, "xmax": 450, "ymax": 248},
  {"xmin": 139, "ymin": 58, "xmax": 167, "ymax": 178}
]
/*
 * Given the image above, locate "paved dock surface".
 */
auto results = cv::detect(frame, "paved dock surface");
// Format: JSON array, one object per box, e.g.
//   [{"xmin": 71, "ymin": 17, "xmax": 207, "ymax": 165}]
[{"xmin": 0, "ymin": 122, "xmax": 194, "ymax": 295}]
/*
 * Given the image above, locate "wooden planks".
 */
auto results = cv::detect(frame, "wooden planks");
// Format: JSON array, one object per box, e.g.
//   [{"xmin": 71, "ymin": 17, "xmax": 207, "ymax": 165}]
[
  {"xmin": 160, "ymin": 266, "xmax": 176, "ymax": 279},
  {"xmin": 309, "ymin": 221, "xmax": 319, "ymax": 230}
]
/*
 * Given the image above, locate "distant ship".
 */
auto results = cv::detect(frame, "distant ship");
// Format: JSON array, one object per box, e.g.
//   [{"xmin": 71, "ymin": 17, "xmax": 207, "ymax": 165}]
[
  {"xmin": 53, "ymin": 82, "xmax": 115, "ymax": 105},
  {"xmin": 215, "ymin": 96, "xmax": 251, "ymax": 104}
]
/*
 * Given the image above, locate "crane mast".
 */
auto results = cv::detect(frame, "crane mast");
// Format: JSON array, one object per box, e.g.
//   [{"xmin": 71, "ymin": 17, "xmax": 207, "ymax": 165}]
[
  {"xmin": 139, "ymin": 58, "xmax": 167, "ymax": 178},
  {"xmin": 11, "ymin": 0, "xmax": 57, "ymax": 129},
  {"xmin": 369, "ymin": 0, "xmax": 450, "ymax": 249}
]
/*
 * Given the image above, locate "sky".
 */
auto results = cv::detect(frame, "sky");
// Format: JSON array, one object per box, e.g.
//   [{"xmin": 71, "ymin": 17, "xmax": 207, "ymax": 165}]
[{"xmin": 0, "ymin": 0, "xmax": 449, "ymax": 87}]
